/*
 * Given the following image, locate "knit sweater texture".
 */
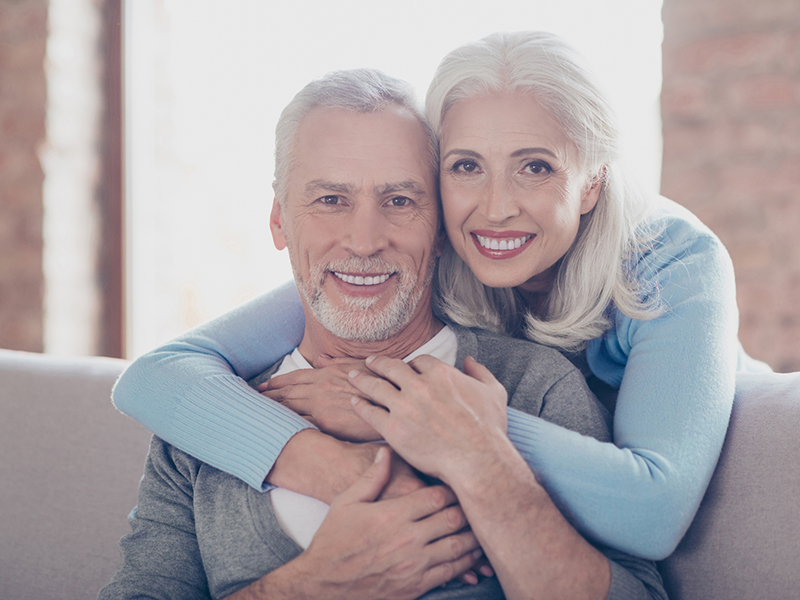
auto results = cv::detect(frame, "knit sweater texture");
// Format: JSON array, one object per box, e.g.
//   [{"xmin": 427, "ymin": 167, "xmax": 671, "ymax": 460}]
[
  {"xmin": 112, "ymin": 197, "xmax": 769, "ymax": 560},
  {"xmin": 101, "ymin": 324, "xmax": 666, "ymax": 600}
]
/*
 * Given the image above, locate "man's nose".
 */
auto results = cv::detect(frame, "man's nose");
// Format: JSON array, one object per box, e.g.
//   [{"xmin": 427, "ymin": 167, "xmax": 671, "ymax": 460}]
[
  {"xmin": 341, "ymin": 204, "xmax": 389, "ymax": 256},
  {"xmin": 482, "ymin": 176, "xmax": 520, "ymax": 224}
]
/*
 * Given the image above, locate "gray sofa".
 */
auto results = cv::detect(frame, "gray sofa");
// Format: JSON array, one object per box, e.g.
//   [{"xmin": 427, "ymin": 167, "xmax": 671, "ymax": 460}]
[{"xmin": 1, "ymin": 348, "xmax": 798, "ymax": 600}]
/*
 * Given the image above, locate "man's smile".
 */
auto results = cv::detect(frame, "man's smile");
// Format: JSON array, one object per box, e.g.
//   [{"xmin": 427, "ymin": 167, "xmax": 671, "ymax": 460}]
[{"xmin": 332, "ymin": 272, "xmax": 393, "ymax": 286}]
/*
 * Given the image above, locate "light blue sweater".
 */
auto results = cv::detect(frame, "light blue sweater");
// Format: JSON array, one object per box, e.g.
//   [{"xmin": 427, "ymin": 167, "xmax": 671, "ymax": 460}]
[{"xmin": 112, "ymin": 198, "xmax": 768, "ymax": 561}]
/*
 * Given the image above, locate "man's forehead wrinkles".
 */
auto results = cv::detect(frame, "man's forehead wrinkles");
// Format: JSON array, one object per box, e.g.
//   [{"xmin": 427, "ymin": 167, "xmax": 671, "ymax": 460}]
[
  {"xmin": 375, "ymin": 180, "xmax": 427, "ymax": 197},
  {"xmin": 304, "ymin": 179, "xmax": 428, "ymax": 197},
  {"xmin": 305, "ymin": 180, "xmax": 358, "ymax": 195}
]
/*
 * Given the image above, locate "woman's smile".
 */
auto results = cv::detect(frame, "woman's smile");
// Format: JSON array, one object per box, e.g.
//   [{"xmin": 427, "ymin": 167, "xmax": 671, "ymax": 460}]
[{"xmin": 471, "ymin": 230, "xmax": 535, "ymax": 259}]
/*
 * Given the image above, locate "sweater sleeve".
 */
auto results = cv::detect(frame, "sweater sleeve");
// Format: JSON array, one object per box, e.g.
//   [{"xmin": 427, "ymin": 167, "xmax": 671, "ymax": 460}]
[
  {"xmin": 112, "ymin": 281, "xmax": 311, "ymax": 490},
  {"xmin": 604, "ymin": 549, "xmax": 668, "ymax": 600},
  {"xmin": 507, "ymin": 211, "xmax": 739, "ymax": 560},
  {"xmin": 504, "ymin": 338, "xmax": 667, "ymax": 599},
  {"xmin": 98, "ymin": 438, "xmax": 213, "ymax": 600}
]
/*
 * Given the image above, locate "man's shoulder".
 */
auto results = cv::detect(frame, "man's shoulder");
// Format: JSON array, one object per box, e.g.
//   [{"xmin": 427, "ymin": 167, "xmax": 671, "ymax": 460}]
[
  {"xmin": 145, "ymin": 436, "xmax": 208, "ymax": 480},
  {"xmin": 448, "ymin": 321, "xmax": 611, "ymax": 439},
  {"xmin": 144, "ymin": 435, "xmax": 245, "ymax": 492},
  {"xmin": 448, "ymin": 320, "xmax": 578, "ymax": 379}
]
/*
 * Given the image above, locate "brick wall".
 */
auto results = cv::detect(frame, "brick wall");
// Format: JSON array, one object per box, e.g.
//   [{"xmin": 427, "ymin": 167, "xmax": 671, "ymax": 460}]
[
  {"xmin": 0, "ymin": 0, "xmax": 48, "ymax": 352},
  {"xmin": 662, "ymin": 0, "xmax": 800, "ymax": 372}
]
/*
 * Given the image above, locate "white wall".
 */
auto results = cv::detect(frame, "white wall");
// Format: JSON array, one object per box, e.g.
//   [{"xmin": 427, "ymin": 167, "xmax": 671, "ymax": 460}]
[
  {"xmin": 126, "ymin": 0, "xmax": 664, "ymax": 358},
  {"xmin": 42, "ymin": 0, "xmax": 102, "ymax": 355}
]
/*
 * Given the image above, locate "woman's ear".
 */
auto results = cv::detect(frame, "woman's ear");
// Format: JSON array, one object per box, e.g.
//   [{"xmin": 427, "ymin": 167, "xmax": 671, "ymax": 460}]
[
  {"xmin": 270, "ymin": 198, "xmax": 287, "ymax": 251},
  {"xmin": 580, "ymin": 165, "xmax": 606, "ymax": 215}
]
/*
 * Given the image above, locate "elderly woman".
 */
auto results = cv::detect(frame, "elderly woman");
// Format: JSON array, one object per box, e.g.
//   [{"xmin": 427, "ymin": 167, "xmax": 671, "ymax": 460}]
[{"xmin": 112, "ymin": 30, "xmax": 767, "ymax": 571}]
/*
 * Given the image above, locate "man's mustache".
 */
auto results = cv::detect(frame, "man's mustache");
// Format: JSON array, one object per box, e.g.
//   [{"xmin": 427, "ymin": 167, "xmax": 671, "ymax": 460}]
[{"xmin": 317, "ymin": 257, "xmax": 404, "ymax": 283}]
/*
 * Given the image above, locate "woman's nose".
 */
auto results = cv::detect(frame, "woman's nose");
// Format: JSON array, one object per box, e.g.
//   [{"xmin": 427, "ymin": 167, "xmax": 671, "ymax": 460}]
[{"xmin": 482, "ymin": 177, "xmax": 520, "ymax": 223}]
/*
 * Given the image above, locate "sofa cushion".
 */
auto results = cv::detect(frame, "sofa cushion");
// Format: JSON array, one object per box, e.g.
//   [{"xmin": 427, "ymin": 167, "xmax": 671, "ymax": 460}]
[
  {"xmin": 659, "ymin": 371, "xmax": 800, "ymax": 600},
  {"xmin": 0, "ymin": 350, "xmax": 151, "ymax": 600}
]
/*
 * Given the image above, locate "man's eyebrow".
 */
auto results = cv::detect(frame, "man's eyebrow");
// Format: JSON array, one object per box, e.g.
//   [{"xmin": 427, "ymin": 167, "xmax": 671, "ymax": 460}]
[
  {"xmin": 375, "ymin": 180, "xmax": 427, "ymax": 197},
  {"xmin": 305, "ymin": 180, "xmax": 358, "ymax": 195}
]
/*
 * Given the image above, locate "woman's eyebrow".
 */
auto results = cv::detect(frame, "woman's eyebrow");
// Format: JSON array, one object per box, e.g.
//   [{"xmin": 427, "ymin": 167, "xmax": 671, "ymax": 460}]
[
  {"xmin": 442, "ymin": 147, "xmax": 558, "ymax": 160},
  {"xmin": 510, "ymin": 147, "xmax": 558, "ymax": 158},
  {"xmin": 441, "ymin": 148, "xmax": 482, "ymax": 161}
]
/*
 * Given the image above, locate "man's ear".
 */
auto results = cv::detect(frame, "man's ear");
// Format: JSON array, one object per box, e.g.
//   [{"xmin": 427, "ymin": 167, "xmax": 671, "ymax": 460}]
[
  {"xmin": 270, "ymin": 197, "xmax": 287, "ymax": 251},
  {"xmin": 580, "ymin": 165, "xmax": 606, "ymax": 215}
]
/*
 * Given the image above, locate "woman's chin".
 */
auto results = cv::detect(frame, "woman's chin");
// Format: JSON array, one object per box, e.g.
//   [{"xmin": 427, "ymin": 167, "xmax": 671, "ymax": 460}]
[
  {"xmin": 465, "ymin": 258, "xmax": 557, "ymax": 294},
  {"xmin": 468, "ymin": 265, "xmax": 534, "ymax": 291}
]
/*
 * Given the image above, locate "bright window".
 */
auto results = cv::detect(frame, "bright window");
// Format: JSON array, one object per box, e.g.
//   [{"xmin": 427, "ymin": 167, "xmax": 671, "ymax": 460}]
[{"xmin": 126, "ymin": 0, "xmax": 664, "ymax": 358}]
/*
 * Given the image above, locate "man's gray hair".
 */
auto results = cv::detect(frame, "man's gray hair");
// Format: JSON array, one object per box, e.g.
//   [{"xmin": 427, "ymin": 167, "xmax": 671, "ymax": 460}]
[{"xmin": 273, "ymin": 69, "xmax": 437, "ymax": 204}]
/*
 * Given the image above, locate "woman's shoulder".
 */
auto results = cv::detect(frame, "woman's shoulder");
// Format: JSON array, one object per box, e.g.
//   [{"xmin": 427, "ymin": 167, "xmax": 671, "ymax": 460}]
[
  {"xmin": 640, "ymin": 196, "xmax": 721, "ymax": 247},
  {"xmin": 632, "ymin": 196, "xmax": 732, "ymax": 278}
]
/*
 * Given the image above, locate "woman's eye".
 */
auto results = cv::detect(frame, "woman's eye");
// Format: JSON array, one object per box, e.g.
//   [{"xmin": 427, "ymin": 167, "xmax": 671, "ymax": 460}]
[
  {"xmin": 388, "ymin": 196, "xmax": 411, "ymax": 207},
  {"xmin": 524, "ymin": 161, "xmax": 552, "ymax": 175},
  {"xmin": 452, "ymin": 159, "xmax": 479, "ymax": 174}
]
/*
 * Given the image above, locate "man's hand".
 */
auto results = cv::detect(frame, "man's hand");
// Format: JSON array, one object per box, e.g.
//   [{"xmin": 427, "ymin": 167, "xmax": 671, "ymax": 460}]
[
  {"xmin": 265, "ymin": 436, "xmax": 490, "ymax": 585},
  {"xmin": 259, "ymin": 357, "xmax": 381, "ymax": 442},
  {"xmin": 380, "ymin": 447, "xmax": 428, "ymax": 500},
  {"xmin": 266, "ymin": 431, "xmax": 426, "ymax": 504},
  {"xmin": 228, "ymin": 448, "xmax": 483, "ymax": 600}
]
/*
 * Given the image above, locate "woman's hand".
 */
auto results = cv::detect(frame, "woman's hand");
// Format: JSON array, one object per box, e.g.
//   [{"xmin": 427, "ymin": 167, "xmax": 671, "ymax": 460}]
[
  {"xmin": 349, "ymin": 355, "xmax": 508, "ymax": 484},
  {"xmin": 353, "ymin": 357, "xmax": 610, "ymax": 600},
  {"xmin": 259, "ymin": 357, "xmax": 381, "ymax": 442}
]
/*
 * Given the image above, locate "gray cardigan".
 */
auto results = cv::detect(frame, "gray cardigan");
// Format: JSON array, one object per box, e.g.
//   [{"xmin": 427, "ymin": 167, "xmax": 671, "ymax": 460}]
[{"xmin": 99, "ymin": 323, "xmax": 666, "ymax": 600}]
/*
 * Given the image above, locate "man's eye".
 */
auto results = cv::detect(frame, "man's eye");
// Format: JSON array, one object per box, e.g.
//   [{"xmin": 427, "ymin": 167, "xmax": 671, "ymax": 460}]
[
  {"xmin": 320, "ymin": 195, "xmax": 340, "ymax": 205},
  {"xmin": 452, "ymin": 160, "xmax": 479, "ymax": 174},
  {"xmin": 388, "ymin": 196, "xmax": 410, "ymax": 207}
]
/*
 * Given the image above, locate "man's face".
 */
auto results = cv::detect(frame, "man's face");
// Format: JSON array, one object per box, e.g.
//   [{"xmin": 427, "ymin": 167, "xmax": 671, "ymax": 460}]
[{"xmin": 270, "ymin": 104, "xmax": 441, "ymax": 343}]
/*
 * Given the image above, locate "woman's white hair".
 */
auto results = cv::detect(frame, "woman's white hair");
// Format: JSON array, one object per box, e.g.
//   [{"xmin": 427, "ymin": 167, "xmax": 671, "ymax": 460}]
[
  {"xmin": 427, "ymin": 31, "xmax": 661, "ymax": 351},
  {"xmin": 273, "ymin": 68, "xmax": 437, "ymax": 205}
]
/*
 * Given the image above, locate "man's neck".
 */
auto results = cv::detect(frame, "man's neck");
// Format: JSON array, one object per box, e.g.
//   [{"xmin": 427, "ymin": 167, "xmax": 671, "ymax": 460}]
[{"xmin": 296, "ymin": 306, "xmax": 444, "ymax": 367}]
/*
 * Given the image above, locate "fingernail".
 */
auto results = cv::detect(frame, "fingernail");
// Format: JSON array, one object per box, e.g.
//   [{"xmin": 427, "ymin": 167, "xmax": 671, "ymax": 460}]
[
  {"xmin": 479, "ymin": 565, "xmax": 494, "ymax": 577},
  {"xmin": 365, "ymin": 355, "xmax": 375, "ymax": 364},
  {"xmin": 374, "ymin": 447, "xmax": 386, "ymax": 463},
  {"xmin": 348, "ymin": 369, "xmax": 359, "ymax": 379},
  {"xmin": 350, "ymin": 396, "xmax": 358, "ymax": 406},
  {"xmin": 463, "ymin": 572, "xmax": 478, "ymax": 585},
  {"xmin": 472, "ymin": 549, "xmax": 483, "ymax": 559}
]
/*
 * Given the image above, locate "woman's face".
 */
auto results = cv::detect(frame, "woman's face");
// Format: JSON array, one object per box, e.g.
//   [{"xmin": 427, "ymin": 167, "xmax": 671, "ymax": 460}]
[{"xmin": 439, "ymin": 91, "xmax": 602, "ymax": 293}]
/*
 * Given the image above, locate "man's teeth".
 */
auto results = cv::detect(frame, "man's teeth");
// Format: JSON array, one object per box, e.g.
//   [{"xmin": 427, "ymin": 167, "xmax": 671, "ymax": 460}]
[
  {"xmin": 333, "ymin": 272, "xmax": 391, "ymax": 286},
  {"xmin": 476, "ymin": 234, "xmax": 533, "ymax": 251}
]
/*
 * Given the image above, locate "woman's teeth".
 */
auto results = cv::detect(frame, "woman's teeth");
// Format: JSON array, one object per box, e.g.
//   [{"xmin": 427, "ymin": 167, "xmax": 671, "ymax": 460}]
[
  {"xmin": 333, "ymin": 272, "xmax": 391, "ymax": 286},
  {"xmin": 475, "ymin": 234, "xmax": 533, "ymax": 251}
]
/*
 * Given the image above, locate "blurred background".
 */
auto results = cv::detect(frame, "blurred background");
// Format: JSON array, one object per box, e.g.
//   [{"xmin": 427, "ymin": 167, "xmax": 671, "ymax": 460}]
[{"xmin": 0, "ymin": 0, "xmax": 798, "ymax": 371}]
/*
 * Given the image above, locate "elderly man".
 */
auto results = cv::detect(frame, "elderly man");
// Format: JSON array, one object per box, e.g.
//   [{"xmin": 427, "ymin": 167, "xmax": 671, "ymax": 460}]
[{"xmin": 100, "ymin": 70, "xmax": 665, "ymax": 600}]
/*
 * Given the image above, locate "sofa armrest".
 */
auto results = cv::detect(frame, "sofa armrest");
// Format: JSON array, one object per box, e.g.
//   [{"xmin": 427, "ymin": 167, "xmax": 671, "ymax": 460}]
[
  {"xmin": 0, "ymin": 350, "xmax": 152, "ymax": 600},
  {"xmin": 659, "ymin": 371, "xmax": 800, "ymax": 600}
]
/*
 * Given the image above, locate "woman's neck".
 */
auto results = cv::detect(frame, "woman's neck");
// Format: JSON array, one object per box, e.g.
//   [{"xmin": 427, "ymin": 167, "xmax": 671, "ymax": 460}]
[{"xmin": 516, "ymin": 261, "xmax": 560, "ymax": 319}]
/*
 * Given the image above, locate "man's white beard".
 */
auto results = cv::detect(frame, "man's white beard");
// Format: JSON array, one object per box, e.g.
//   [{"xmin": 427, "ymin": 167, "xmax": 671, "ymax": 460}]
[{"xmin": 293, "ymin": 255, "xmax": 433, "ymax": 343}]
